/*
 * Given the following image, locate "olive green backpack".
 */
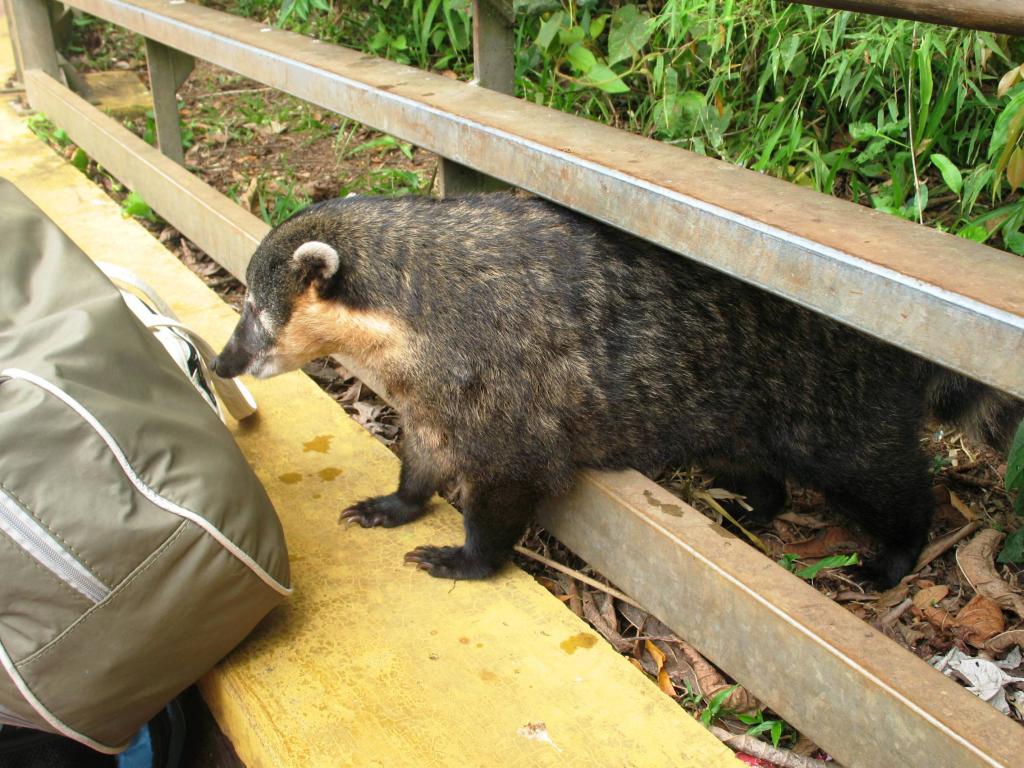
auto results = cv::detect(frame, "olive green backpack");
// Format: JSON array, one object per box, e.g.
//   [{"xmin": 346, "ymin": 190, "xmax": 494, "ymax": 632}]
[{"xmin": 0, "ymin": 179, "xmax": 291, "ymax": 752}]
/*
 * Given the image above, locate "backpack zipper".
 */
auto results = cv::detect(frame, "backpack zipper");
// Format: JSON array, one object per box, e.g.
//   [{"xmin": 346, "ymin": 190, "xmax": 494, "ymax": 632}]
[{"xmin": 0, "ymin": 485, "xmax": 110, "ymax": 605}]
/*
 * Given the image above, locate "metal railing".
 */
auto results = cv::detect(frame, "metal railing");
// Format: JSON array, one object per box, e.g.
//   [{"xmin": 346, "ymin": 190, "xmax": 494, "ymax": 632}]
[
  {"xmin": 790, "ymin": 0, "xmax": 1024, "ymax": 36},
  {"xmin": 9, "ymin": 0, "xmax": 1024, "ymax": 399},
  {"xmin": 5, "ymin": 2, "xmax": 1024, "ymax": 767}
]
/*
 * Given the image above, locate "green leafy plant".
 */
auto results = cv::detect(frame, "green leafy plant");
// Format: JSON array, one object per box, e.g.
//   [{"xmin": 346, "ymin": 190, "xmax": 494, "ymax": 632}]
[
  {"xmin": 347, "ymin": 134, "xmax": 415, "ymax": 160},
  {"xmin": 699, "ymin": 684, "xmax": 737, "ymax": 728},
  {"xmin": 779, "ymin": 552, "xmax": 860, "ymax": 580},
  {"xmin": 140, "ymin": 108, "xmax": 194, "ymax": 151},
  {"xmin": 121, "ymin": 190, "xmax": 158, "ymax": 222},
  {"xmin": 229, "ymin": 174, "xmax": 312, "ymax": 227},
  {"xmin": 26, "ymin": 114, "xmax": 71, "ymax": 147},
  {"xmin": 997, "ymin": 419, "xmax": 1024, "ymax": 566},
  {"xmin": 341, "ymin": 167, "xmax": 430, "ymax": 197},
  {"xmin": 735, "ymin": 709, "xmax": 786, "ymax": 748}
]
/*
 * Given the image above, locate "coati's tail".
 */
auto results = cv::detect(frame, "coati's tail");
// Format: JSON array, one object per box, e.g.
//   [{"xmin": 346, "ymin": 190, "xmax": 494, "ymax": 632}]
[{"xmin": 927, "ymin": 372, "xmax": 1024, "ymax": 450}]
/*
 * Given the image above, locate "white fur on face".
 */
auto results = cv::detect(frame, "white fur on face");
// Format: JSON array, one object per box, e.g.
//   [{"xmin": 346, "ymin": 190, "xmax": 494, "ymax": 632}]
[{"xmin": 292, "ymin": 240, "xmax": 340, "ymax": 280}]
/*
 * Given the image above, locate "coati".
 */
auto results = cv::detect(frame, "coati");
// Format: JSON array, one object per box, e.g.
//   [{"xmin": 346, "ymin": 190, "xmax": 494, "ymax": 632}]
[{"xmin": 211, "ymin": 193, "xmax": 1022, "ymax": 587}]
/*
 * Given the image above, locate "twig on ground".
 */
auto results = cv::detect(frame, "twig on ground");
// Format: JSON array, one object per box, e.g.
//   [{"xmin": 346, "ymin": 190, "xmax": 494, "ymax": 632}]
[
  {"xmin": 947, "ymin": 472, "xmax": 994, "ymax": 489},
  {"xmin": 709, "ymin": 726, "xmax": 833, "ymax": 768},
  {"xmin": 512, "ymin": 544, "xmax": 642, "ymax": 609},
  {"xmin": 558, "ymin": 572, "xmax": 583, "ymax": 618},
  {"xmin": 913, "ymin": 521, "xmax": 983, "ymax": 572},
  {"xmin": 876, "ymin": 597, "xmax": 914, "ymax": 628},
  {"xmin": 581, "ymin": 591, "xmax": 633, "ymax": 652}
]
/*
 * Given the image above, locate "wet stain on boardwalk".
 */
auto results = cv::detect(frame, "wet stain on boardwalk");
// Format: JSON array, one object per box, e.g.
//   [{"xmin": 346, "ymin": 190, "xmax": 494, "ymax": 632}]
[
  {"xmin": 560, "ymin": 633, "xmax": 597, "ymax": 654},
  {"xmin": 303, "ymin": 435, "xmax": 334, "ymax": 453}
]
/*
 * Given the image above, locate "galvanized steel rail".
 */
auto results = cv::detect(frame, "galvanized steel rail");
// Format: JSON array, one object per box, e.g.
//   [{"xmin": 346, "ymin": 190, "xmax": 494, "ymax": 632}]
[{"xmin": 11, "ymin": 0, "xmax": 1024, "ymax": 399}]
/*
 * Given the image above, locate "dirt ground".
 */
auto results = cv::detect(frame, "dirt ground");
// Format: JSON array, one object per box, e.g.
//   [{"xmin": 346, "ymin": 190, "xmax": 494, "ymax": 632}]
[{"xmin": 29, "ymin": 18, "xmax": 1024, "ymax": 764}]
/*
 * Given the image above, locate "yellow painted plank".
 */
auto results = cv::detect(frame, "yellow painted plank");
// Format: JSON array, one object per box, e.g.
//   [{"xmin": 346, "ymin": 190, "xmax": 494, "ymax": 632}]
[{"xmin": 0, "ymin": 34, "xmax": 738, "ymax": 768}]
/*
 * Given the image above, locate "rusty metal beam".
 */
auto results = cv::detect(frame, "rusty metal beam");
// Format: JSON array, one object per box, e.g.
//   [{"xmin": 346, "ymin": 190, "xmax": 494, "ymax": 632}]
[
  {"xmin": 23, "ymin": 70, "xmax": 267, "ymax": 281},
  {"xmin": 23, "ymin": 69, "xmax": 1024, "ymax": 768},
  {"xmin": 44, "ymin": 0, "xmax": 1024, "ymax": 399},
  {"xmin": 787, "ymin": 1, "xmax": 1024, "ymax": 36},
  {"xmin": 538, "ymin": 470, "xmax": 1024, "ymax": 768}
]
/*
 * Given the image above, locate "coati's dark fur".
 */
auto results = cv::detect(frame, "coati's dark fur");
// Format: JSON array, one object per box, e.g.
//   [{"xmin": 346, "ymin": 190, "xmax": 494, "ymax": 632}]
[{"xmin": 212, "ymin": 193, "xmax": 1023, "ymax": 587}]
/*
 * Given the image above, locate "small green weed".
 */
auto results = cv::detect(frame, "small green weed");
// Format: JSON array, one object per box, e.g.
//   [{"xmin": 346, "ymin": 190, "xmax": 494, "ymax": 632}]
[
  {"xmin": 699, "ymin": 684, "xmax": 737, "ymax": 728},
  {"xmin": 735, "ymin": 709, "xmax": 787, "ymax": 748},
  {"xmin": 347, "ymin": 134, "xmax": 415, "ymax": 160},
  {"xmin": 229, "ymin": 174, "xmax": 312, "ymax": 227},
  {"xmin": 997, "ymin": 418, "xmax": 1024, "ymax": 564},
  {"xmin": 779, "ymin": 552, "xmax": 860, "ymax": 580},
  {"xmin": 121, "ymin": 190, "xmax": 158, "ymax": 222},
  {"xmin": 341, "ymin": 167, "xmax": 430, "ymax": 197},
  {"xmin": 26, "ymin": 114, "xmax": 71, "ymax": 147},
  {"xmin": 140, "ymin": 108, "xmax": 195, "ymax": 150}
]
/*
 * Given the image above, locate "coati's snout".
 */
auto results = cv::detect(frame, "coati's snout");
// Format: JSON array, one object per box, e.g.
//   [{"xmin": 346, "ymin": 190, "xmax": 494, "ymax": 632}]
[
  {"xmin": 211, "ymin": 301, "xmax": 271, "ymax": 378},
  {"xmin": 212, "ymin": 237, "xmax": 343, "ymax": 379}
]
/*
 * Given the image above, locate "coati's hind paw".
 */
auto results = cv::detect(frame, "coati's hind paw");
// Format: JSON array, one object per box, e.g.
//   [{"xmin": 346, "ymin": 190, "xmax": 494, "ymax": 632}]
[
  {"xmin": 861, "ymin": 546, "xmax": 919, "ymax": 589},
  {"xmin": 404, "ymin": 545, "xmax": 500, "ymax": 580},
  {"xmin": 340, "ymin": 494, "xmax": 425, "ymax": 528}
]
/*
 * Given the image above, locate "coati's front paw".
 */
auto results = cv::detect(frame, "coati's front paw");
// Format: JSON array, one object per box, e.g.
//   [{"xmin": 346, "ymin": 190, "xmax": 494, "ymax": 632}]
[
  {"xmin": 339, "ymin": 494, "xmax": 425, "ymax": 528},
  {"xmin": 404, "ymin": 545, "xmax": 500, "ymax": 580}
]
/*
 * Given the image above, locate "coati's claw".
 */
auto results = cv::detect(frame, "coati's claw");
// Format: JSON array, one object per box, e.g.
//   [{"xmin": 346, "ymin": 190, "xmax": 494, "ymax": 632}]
[
  {"xmin": 339, "ymin": 495, "xmax": 426, "ymax": 528},
  {"xmin": 339, "ymin": 501, "xmax": 383, "ymax": 527},
  {"xmin": 403, "ymin": 545, "xmax": 498, "ymax": 580}
]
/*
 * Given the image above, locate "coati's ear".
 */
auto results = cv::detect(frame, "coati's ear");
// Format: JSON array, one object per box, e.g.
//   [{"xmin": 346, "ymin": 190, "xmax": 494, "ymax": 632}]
[{"xmin": 291, "ymin": 241, "xmax": 340, "ymax": 284}]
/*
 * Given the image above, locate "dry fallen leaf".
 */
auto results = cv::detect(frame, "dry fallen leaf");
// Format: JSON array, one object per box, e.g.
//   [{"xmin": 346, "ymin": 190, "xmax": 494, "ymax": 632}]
[
  {"xmin": 957, "ymin": 529, "xmax": 1024, "ymax": 618},
  {"xmin": 913, "ymin": 584, "xmax": 956, "ymax": 632},
  {"xmin": 948, "ymin": 491, "xmax": 976, "ymax": 522},
  {"xmin": 986, "ymin": 630, "xmax": 1024, "ymax": 656},
  {"xmin": 645, "ymin": 639, "xmax": 666, "ymax": 670},
  {"xmin": 998, "ymin": 64, "xmax": 1023, "ymax": 98},
  {"xmin": 656, "ymin": 667, "xmax": 676, "ymax": 697},
  {"xmin": 955, "ymin": 595, "xmax": 1005, "ymax": 648},
  {"xmin": 912, "ymin": 584, "xmax": 949, "ymax": 610},
  {"xmin": 934, "ymin": 647, "xmax": 1024, "ymax": 715},
  {"xmin": 874, "ymin": 583, "xmax": 911, "ymax": 612},
  {"xmin": 239, "ymin": 175, "xmax": 259, "ymax": 214}
]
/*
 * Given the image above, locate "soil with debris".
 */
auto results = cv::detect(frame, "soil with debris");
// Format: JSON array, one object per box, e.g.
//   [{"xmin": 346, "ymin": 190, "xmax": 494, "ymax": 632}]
[{"xmin": 30, "ymin": 18, "xmax": 1024, "ymax": 765}]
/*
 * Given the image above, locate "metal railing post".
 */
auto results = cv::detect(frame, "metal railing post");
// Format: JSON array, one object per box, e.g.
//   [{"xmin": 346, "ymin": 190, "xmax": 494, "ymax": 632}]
[
  {"xmin": 438, "ymin": 0, "xmax": 514, "ymax": 197},
  {"xmin": 8, "ymin": 0, "xmax": 60, "ymax": 83},
  {"xmin": 144, "ymin": 39, "xmax": 194, "ymax": 165}
]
